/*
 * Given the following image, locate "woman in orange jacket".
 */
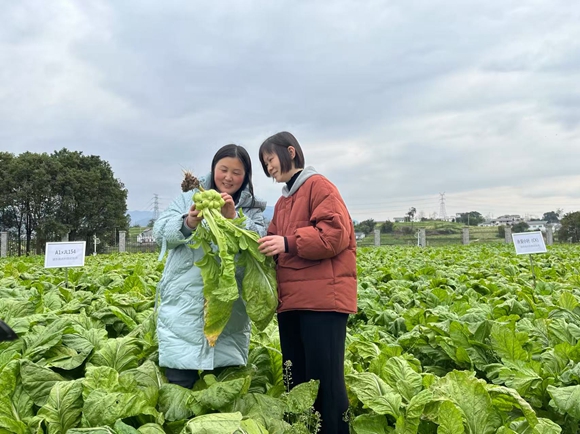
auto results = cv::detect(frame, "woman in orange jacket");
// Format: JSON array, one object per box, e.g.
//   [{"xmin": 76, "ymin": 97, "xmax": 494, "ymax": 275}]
[{"xmin": 258, "ymin": 131, "xmax": 357, "ymax": 434}]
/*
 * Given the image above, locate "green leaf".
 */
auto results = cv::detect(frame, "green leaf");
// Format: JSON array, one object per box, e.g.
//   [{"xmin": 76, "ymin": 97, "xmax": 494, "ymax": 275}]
[
  {"xmin": 22, "ymin": 318, "xmax": 73, "ymax": 361},
  {"xmin": 396, "ymin": 389, "xmax": 432, "ymax": 434},
  {"xmin": 558, "ymin": 292, "xmax": 578, "ymax": 310},
  {"xmin": 488, "ymin": 385, "xmax": 538, "ymax": 427},
  {"xmin": 158, "ymin": 384, "xmax": 195, "ymax": 421},
  {"xmin": 532, "ymin": 418, "xmax": 562, "ymax": 434},
  {"xmin": 547, "ymin": 384, "xmax": 580, "ymax": 420},
  {"xmin": 120, "ymin": 360, "xmax": 163, "ymax": 390},
  {"xmin": 351, "ymin": 414, "xmax": 390, "ymax": 434},
  {"xmin": 181, "ymin": 412, "xmax": 244, "ymax": 434},
  {"xmin": 0, "ymin": 415, "xmax": 29, "ymax": 434},
  {"xmin": 137, "ymin": 423, "xmax": 166, "ymax": 434},
  {"xmin": 68, "ymin": 428, "xmax": 116, "ymax": 434},
  {"xmin": 37, "ymin": 380, "xmax": 83, "ymax": 434},
  {"xmin": 195, "ymin": 376, "xmax": 251, "ymax": 412},
  {"xmin": 431, "ymin": 371, "xmax": 501, "ymax": 434},
  {"xmin": 239, "ymin": 418, "xmax": 269, "ymax": 434},
  {"xmin": 437, "ymin": 401, "xmax": 464, "ymax": 434},
  {"xmin": 283, "ymin": 380, "xmax": 320, "ymax": 414},
  {"xmin": 232, "ymin": 393, "xmax": 286, "ymax": 432},
  {"xmin": 490, "ymin": 322, "xmax": 529, "ymax": 363},
  {"xmin": 82, "ymin": 366, "xmax": 121, "ymax": 399},
  {"xmin": 238, "ymin": 239, "xmax": 278, "ymax": 331},
  {"xmin": 383, "ymin": 356, "xmax": 423, "ymax": 403},
  {"xmin": 82, "ymin": 389, "xmax": 163, "ymax": 427},
  {"xmin": 109, "ymin": 306, "xmax": 138, "ymax": 331},
  {"xmin": 89, "ymin": 336, "xmax": 141, "ymax": 372},
  {"xmin": 20, "ymin": 359, "xmax": 67, "ymax": 407},
  {"xmin": 113, "ymin": 419, "xmax": 140, "ymax": 434},
  {"xmin": 347, "ymin": 372, "xmax": 402, "ymax": 418}
]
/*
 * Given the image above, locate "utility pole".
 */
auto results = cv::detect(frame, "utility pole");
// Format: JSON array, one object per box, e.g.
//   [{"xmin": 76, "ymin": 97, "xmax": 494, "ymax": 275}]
[
  {"xmin": 153, "ymin": 194, "xmax": 160, "ymax": 221},
  {"xmin": 439, "ymin": 193, "xmax": 447, "ymax": 221}
]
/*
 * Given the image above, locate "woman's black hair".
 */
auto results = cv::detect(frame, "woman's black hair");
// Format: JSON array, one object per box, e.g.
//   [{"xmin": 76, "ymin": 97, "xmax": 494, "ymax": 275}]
[
  {"xmin": 258, "ymin": 131, "xmax": 305, "ymax": 177},
  {"xmin": 209, "ymin": 144, "xmax": 255, "ymax": 205}
]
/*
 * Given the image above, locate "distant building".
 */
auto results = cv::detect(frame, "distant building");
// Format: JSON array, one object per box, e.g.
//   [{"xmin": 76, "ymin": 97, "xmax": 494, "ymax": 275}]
[
  {"xmin": 526, "ymin": 221, "xmax": 548, "ymax": 232},
  {"xmin": 478, "ymin": 220, "xmax": 497, "ymax": 227},
  {"xmin": 494, "ymin": 215, "xmax": 523, "ymax": 226},
  {"xmin": 137, "ymin": 228, "xmax": 155, "ymax": 244},
  {"xmin": 393, "ymin": 217, "xmax": 406, "ymax": 223}
]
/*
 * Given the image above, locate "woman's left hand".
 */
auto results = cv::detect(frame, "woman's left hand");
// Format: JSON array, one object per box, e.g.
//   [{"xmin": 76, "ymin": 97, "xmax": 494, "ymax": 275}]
[
  {"xmin": 258, "ymin": 235, "xmax": 286, "ymax": 256},
  {"xmin": 220, "ymin": 192, "xmax": 236, "ymax": 219}
]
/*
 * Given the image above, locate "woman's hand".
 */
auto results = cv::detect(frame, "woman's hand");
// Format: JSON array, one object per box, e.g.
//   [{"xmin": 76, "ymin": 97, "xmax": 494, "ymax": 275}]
[
  {"xmin": 220, "ymin": 192, "xmax": 236, "ymax": 219},
  {"xmin": 258, "ymin": 235, "xmax": 286, "ymax": 256},
  {"xmin": 185, "ymin": 203, "xmax": 203, "ymax": 229}
]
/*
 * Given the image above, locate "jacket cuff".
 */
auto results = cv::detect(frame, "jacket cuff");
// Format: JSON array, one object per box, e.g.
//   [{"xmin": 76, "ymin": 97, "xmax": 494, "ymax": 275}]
[
  {"xmin": 286, "ymin": 235, "xmax": 298, "ymax": 255},
  {"xmin": 181, "ymin": 214, "xmax": 195, "ymax": 235}
]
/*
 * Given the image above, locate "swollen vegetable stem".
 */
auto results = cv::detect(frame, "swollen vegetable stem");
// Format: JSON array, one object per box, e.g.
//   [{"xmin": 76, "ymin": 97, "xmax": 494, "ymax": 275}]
[{"xmin": 188, "ymin": 187, "xmax": 278, "ymax": 347}]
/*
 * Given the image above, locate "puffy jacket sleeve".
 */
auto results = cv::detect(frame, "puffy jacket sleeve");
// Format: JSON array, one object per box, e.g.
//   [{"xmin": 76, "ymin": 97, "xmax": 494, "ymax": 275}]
[
  {"xmin": 240, "ymin": 201, "xmax": 267, "ymax": 237},
  {"xmin": 154, "ymin": 192, "xmax": 192, "ymax": 252},
  {"xmin": 287, "ymin": 179, "xmax": 352, "ymax": 260}
]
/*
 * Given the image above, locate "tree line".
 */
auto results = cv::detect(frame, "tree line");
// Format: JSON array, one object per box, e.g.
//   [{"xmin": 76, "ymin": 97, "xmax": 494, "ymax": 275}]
[{"xmin": 0, "ymin": 149, "xmax": 129, "ymax": 255}]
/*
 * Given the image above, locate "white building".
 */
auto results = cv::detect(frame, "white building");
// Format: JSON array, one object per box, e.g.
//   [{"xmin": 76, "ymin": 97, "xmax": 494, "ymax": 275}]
[
  {"xmin": 137, "ymin": 228, "xmax": 155, "ymax": 244},
  {"xmin": 526, "ymin": 221, "xmax": 551, "ymax": 232},
  {"xmin": 494, "ymin": 215, "xmax": 523, "ymax": 226}
]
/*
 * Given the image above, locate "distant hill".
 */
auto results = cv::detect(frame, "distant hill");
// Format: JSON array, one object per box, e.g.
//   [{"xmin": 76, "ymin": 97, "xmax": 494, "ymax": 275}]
[
  {"xmin": 263, "ymin": 205, "xmax": 274, "ymax": 222},
  {"xmin": 128, "ymin": 210, "xmax": 154, "ymax": 227},
  {"xmin": 129, "ymin": 206, "xmax": 274, "ymax": 227}
]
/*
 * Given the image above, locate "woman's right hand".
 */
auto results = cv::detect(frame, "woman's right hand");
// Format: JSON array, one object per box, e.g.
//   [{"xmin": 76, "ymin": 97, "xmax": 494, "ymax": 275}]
[{"xmin": 185, "ymin": 203, "xmax": 203, "ymax": 229}]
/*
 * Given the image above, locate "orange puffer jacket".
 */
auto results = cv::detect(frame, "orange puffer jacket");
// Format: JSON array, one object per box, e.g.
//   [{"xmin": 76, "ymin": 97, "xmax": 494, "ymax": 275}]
[{"xmin": 268, "ymin": 169, "xmax": 357, "ymax": 314}]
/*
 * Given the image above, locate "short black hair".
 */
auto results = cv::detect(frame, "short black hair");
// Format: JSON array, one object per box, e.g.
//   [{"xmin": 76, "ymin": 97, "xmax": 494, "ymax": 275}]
[
  {"xmin": 258, "ymin": 131, "xmax": 305, "ymax": 177},
  {"xmin": 210, "ymin": 144, "xmax": 254, "ymax": 205}
]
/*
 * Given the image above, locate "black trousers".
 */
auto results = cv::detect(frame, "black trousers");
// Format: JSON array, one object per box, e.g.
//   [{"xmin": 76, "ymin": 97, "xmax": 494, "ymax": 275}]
[
  {"xmin": 278, "ymin": 310, "xmax": 350, "ymax": 434},
  {"xmin": 165, "ymin": 368, "xmax": 200, "ymax": 389}
]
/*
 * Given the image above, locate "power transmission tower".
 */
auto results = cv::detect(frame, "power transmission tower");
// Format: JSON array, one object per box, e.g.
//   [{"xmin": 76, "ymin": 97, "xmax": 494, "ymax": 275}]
[
  {"xmin": 439, "ymin": 193, "xmax": 447, "ymax": 221},
  {"xmin": 153, "ymin": 194, "xmax": 160, "ymax": 221}
]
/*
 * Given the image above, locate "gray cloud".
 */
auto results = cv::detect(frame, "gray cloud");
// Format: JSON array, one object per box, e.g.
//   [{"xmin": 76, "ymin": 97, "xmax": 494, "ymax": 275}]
[{"xmin": 1, "ymin": 0, "xmax": 579, "ymax": 222}]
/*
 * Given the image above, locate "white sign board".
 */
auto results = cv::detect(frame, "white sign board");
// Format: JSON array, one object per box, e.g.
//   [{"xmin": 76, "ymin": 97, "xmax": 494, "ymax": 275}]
[
  {"xmin": 512, "ymin": 231, "xmax": 547, "ymax": 255},
  {"xmin": 44, "ymin": 241, "xmax": 86, "ymax": 268}
]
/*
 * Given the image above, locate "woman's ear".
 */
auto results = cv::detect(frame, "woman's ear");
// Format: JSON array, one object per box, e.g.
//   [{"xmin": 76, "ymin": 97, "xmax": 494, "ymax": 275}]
[{"xmin": 288, "ymin": 146, "xmax": 296, "ymax": 159}]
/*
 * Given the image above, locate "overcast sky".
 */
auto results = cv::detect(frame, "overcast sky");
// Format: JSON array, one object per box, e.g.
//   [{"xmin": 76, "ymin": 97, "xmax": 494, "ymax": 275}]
[{"xmin": 2, "ymin": 0, "xmax": 579, "ymax": 222}]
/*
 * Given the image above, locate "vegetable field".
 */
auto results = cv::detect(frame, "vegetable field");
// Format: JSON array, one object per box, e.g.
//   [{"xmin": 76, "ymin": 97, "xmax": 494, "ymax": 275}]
[{"xmin": 1, "ymin": 245, "xmax": 580, "ymax": 433}]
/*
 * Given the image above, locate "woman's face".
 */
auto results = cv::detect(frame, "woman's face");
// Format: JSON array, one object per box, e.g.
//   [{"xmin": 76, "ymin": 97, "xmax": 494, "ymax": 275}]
[
  {"xmin": 262, "ymin": 152, "xmax": 293, "ymax": 183},
  {"xmin": 213, "ymin": 157, "xmax": 245, "ymax": 195}
]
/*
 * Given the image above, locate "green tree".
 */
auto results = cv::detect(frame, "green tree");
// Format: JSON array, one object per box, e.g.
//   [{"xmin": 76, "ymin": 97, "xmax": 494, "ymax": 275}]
[
  {"xmin": 354, "ymin": 219, "xmax": 376, "ymax": 235},
  {"xmin": 0, "ymin": 149, "xmax": 128, "ymax": 255},
  {"xmin": 50, "ymin": 149, "xmax": 129, "ymax": 251},
  {"xmin": 457, "ymin": 211, "xmax": 485, "ymax": 226},
  {"xmin": 406, "ymin": 207, "xmax": 417, "ymax": 229},
  {"xmin": 381, "ymin": 220, "xmax": 394, "ymax": 233},
  {"xmin": 512, "ymin": 221, "xmax": 529, "ymax": 233},
  {"xmin": 542, "ymin": 211, "xmax": 560, "ymax": 224},
  {"xmin": 558, "ymin": 211, "xmax": 580, "ymax": 243},
  {"xmin": 0, "ymin": 152, "xmax": 18, "ymax": 232},
  {"xmin": 8, "ymin": 152, "xmax": 59, "ymax": 254}
]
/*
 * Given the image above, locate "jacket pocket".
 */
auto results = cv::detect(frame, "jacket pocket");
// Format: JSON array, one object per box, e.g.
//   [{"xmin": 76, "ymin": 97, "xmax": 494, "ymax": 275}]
[{"xmin": 278, "ymin": 255, "xmax": 320, "ymax": 270}]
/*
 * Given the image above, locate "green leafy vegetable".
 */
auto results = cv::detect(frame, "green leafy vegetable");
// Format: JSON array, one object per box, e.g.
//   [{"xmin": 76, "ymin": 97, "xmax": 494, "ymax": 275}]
[{"xmin": 190, "ymin": 188, "xmax": 277, "ymax": 345}]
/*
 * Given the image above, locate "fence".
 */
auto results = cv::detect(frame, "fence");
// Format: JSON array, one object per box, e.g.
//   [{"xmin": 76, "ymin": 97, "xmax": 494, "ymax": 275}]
[
  {"xmin": 357, "ymin": 225, "xmax": 556, "ymax": 248},
  {"xmin": 0, "ymin": 229, "xmax": 160, "ymax": 258}
]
